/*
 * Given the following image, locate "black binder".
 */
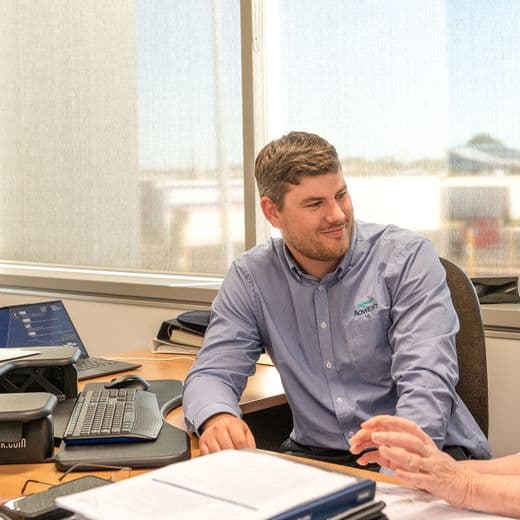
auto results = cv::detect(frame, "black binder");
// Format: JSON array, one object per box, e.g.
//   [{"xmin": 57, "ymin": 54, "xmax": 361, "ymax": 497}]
[
  {"xmin": 175, "ymin": 310, "xmax": 210, "ymax": 335},
  {"xmin": 156, "ymin": 310, "xmax": 210, "ymax": 343},
  {"xmin": 471, "ymin": 276, "xmax": 520, "ymax": 303}
]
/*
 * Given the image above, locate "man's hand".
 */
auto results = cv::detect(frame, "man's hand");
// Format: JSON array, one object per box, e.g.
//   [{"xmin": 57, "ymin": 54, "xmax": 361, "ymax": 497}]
[
  {"xmin": 350, "ymin": 415, "xmax": 475, "ymax": 509},
  {"xmin": 199, "ymin": 413, "xmax": 256, "ymax": 455}
]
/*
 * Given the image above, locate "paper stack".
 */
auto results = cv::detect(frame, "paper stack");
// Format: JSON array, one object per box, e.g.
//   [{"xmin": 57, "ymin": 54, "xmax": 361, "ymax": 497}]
[{"xmin": 56, "ymin": 449, "xmax": 377, "ymax": 520}]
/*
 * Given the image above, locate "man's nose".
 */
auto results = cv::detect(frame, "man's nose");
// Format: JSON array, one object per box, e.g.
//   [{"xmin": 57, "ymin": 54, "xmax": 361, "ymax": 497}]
[{"xmin": 325, "ymin": 200, "xmax": 345, "ymax": 222}]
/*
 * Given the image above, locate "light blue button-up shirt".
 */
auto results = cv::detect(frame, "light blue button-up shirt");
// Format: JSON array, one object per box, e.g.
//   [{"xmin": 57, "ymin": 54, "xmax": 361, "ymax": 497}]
[{"xmin": 183, "ymin": 221, "xmax": 491, "ymax": 459}]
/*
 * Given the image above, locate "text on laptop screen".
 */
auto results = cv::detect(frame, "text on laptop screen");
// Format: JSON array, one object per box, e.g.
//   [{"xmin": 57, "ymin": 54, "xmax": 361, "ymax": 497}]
[{"xmin": 0, "ymin": 301, "xmax": 87, "ymax": 356}]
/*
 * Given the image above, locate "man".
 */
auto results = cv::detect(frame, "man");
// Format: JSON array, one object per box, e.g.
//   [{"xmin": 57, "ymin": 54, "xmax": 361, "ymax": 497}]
[
  {"xmin": 351, "ymin": 415, "xmax": 520, "ymax": 517},
  {"xmin": 182, "ymin": 131, "xmax": 490, "ymax": 466}
]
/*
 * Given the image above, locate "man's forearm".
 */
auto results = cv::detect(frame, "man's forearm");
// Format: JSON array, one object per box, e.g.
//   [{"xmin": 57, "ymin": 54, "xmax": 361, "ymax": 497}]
[
  {"xmin": 394, "ymin": 382, "xmax": 452, "ymax": 448},
  {"xmin": 182, "ymin": 374, "xmax": 243, "ymax": 434}
]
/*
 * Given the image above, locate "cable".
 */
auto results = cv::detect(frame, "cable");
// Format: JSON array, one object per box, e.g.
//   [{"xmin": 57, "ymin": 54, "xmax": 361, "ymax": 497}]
[
  {"xmin": 160, "ymin": 394, "xmax": 183, "ymax": 417},
  {"xmin": 108, "ymin": 356, "xmax": 195, "ymax": 362}
]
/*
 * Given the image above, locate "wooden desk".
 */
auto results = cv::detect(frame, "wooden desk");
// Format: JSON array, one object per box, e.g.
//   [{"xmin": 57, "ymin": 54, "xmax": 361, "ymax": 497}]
[
  {"xmin": 0, "ymin": 348, "xmax": 397, "ymax": 502},
  {"xmin": 0, "ymin": 348, "xmax": 288, "ymax": 500}
]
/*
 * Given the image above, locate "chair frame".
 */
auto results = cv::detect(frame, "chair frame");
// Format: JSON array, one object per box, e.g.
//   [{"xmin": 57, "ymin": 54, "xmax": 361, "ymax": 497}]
[{"xmin": 440, "ymin": 257, "xmax": 489, "ymax": 437}]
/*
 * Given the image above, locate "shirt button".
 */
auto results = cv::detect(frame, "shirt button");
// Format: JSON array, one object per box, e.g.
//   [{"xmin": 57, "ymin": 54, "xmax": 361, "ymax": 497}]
[
  {"xmin": 318, "ymin": 285, "xmax": 324, "ymax": 291},
  {"xmin": 320, "ymin": 322, "xmax": 327, "ymax": 329},
  {"xmin": 326, "ymin": 362, "xmax": 332, "ymax": 368},
  {"xmin": 336, "ymin": 397, "xmax": 343, "ymax": 403}
]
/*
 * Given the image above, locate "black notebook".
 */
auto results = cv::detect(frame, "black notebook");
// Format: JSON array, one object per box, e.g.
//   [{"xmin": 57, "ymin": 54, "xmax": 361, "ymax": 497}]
[
  {"xmin": 175, "ymin": 310, "xmax": 210, "ymax": 335},
  {"xmin": 0, "ymin": 300, "xmax": 141, "ymax": 380}
]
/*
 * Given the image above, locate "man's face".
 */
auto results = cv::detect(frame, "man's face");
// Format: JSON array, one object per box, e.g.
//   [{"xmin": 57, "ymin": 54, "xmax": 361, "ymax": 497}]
[{"xmin": 261, "ymin": 170, "xmax": 354, "ymax": 275}]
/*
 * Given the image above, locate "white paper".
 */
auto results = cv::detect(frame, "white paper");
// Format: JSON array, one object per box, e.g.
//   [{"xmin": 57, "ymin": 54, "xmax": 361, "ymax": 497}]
[
  {"xmin": 377, "ymin": 482, "xmax": 514, "ymax": 519},
  {"xmin": 56, "ymin": 450, "xmax": 360, "ymax": 520},
  {"xmin": 0, "ymin": 348, "xmax": 40, "ymax": 362},
  {"xmin": 152, "ymin": 339, "xmax": 200, "ymax": 354}
]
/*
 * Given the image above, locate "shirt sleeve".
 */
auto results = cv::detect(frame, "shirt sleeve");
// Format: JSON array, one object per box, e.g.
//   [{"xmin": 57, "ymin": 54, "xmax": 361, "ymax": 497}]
[
  {"xmin": 385, "ymin": 238, "xmax": 460, "ymax": 448},
  {"xmin": 182, "ymin": 259, "xmax": 264, "ymax": 434}
]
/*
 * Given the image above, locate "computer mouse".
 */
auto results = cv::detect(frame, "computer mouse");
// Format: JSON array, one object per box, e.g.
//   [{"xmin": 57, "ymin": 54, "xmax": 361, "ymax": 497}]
[{"xmin": 104, "ymin": 374, "xmax": 151, "ymax": 391}]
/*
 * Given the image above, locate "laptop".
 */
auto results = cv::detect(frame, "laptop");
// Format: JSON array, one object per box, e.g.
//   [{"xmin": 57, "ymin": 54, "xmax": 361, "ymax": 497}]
[{"xmin": 0, "ymin": 300, "xmax": 141, "ymax": 380}]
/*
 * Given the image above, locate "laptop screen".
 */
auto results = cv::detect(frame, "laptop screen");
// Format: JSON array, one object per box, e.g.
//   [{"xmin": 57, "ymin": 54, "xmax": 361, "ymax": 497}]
[{"xmin": 0, "ymin": 300, "xmax": 88, "ymax": 358}]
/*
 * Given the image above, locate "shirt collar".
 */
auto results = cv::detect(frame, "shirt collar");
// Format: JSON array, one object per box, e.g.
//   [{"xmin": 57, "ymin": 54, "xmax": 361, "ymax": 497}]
[
  {"xmin": 334, "ymin": 221, "xmax": 358, "ymax": 281},
  {"xmin": 281, "ymin": 243, "xmax": 303, "ymax": 281}
]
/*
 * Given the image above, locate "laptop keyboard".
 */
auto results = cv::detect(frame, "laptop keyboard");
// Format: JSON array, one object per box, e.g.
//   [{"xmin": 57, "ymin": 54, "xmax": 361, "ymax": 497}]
[
  {"xmin": 76, "ymin": 357, "xmax": 119, "ymax": 370},
  {"xmin": 74, "ymin": 357, "xmax": 142, "ymax": 381},
  {"xmin": 63, "ymin": 388, "xmax": 163, "ymax": 445}
]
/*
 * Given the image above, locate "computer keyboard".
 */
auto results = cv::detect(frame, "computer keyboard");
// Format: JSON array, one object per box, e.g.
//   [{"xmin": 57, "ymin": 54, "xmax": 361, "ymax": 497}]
[
  {"xmin": 77, "ymin": 357, "xmax": 117, "ymax": 369},
  {"xmin": 74, "ymin": 357, "xmax": 142, "ymax": 381},
  {"xmin": 63, "ymin": 388, "xmax": 163, "ymax": 445}
]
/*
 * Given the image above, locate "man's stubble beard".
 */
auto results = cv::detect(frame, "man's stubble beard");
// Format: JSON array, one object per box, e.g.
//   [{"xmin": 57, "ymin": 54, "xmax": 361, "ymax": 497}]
[{"xmin": 284, "ymin": 218, "xmax": 354, "ymax": 263}]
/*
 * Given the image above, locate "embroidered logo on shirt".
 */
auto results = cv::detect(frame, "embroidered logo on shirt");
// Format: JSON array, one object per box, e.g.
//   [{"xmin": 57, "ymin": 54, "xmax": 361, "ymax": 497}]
[{"xmin": 354, "ymin": 296, "xmax": 378, "ymax": 317}]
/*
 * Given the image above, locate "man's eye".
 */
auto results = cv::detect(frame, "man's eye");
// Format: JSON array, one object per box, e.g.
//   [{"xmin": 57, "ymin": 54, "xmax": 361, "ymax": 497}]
[
  {"xmin": 306, "ymin": 201, "xmax": 321, "ymax": 208},
  {"xmin": 336, "ymin": 191, "xmax": 347, "ymax": 200}
]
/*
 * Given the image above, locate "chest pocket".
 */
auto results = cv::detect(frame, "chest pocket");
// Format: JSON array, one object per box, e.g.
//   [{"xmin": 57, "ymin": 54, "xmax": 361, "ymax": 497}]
[{"xmin": 343, "ymin": 309, "xmax": 393, "ymax": 384}]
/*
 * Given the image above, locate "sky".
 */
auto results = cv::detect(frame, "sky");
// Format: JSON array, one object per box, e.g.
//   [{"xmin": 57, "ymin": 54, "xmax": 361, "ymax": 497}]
[{"xmin": 137, "ymin": 0, "xmax": 520, "ymax": 169}]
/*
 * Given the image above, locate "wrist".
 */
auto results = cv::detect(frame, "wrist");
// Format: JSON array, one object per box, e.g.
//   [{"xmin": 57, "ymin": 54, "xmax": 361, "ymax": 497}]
[
  {"xmin": 201, "ymin": 412, "xmax": 235, "ymax": 433},
  {"xmin": 455, "ymin": 467, "xmax": 479, "ymax": 510}
]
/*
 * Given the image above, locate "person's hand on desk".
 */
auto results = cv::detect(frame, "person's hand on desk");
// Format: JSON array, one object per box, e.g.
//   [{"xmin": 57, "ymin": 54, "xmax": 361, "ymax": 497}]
[
  {"xmin": 350, "ymin": 415, "xmax": 474, "ymax": 509},
  {"xmin": 199, "ymin": 413, "xmax": 256, "ymax": 455}
]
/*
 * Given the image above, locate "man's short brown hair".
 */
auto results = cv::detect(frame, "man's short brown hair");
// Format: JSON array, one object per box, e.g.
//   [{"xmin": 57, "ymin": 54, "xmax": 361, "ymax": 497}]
[{"xmin": 254, "ymin": 131, "xmax": 341, "ymax": 208}]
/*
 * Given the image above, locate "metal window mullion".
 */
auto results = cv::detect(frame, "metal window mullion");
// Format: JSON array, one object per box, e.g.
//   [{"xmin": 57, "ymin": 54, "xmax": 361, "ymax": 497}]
[{"xmin": 240, "ymin": 0, "xmax": 266, "ymax": 250}]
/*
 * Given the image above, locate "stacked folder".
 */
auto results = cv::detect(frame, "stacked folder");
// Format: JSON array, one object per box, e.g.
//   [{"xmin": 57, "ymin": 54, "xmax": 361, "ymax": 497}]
[
  {"xmin": 152, "ymin": 311, "xmax": 209, "ymax": 354},
  {"xmin": 151, "ymin": 310, "xmax": 274, "ymax": 365}
]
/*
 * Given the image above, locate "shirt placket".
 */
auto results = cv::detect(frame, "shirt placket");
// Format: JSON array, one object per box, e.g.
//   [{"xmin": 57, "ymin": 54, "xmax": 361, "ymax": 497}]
[{"xmin": 314, "ymin": 282, "xmax": 350, "ymax": 428}]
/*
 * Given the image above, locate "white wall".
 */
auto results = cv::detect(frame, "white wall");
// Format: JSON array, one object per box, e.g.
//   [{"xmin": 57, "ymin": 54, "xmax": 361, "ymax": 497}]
[
  {"xmin": 486, "ymin": 330, "xmax": 520, "ymax": 457},
  {"xmin": 0, "ymin": 292, "xmax": 207, "ymax": 357}
]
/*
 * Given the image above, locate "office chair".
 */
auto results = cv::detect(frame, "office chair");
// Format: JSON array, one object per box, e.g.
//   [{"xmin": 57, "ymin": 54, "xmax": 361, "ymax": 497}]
[{"xmin": 440, "ymin": 257, "xmax": 489, "ymax": 437}]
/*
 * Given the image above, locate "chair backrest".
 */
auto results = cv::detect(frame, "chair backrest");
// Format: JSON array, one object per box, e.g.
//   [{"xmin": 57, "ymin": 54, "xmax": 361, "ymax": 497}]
[{"xmin": 440, "ymin": 257, "xmax": 488, "ymax": 436}]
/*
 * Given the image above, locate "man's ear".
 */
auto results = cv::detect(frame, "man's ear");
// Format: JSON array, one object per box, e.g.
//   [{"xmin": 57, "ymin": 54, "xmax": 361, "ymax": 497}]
[{"xmin": 260, "ymin": 196, "xmax": 282, "ymax": 228}]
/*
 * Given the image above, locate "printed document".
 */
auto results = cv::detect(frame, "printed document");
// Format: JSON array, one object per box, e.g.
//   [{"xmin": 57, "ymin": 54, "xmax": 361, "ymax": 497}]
[{"xmin": 57, "ymin": 449, "xmax": 364, "ymax": 520}]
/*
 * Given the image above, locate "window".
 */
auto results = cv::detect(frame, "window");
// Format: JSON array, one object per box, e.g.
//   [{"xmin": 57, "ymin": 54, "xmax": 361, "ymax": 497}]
[
  {"xmin": 0, "ymin": 0, "xmax": 518, "ymax": 297},
  {"xmin": 0, "ymin": 0, "xmax": 242, "ymax": 280},
  {"xmin": 260, "ymin": 0, "xmax": 520, "ymax": 276},
  {"xmin": 137, "ymin": 0, "xmax": 244, "ymax": 274}
]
